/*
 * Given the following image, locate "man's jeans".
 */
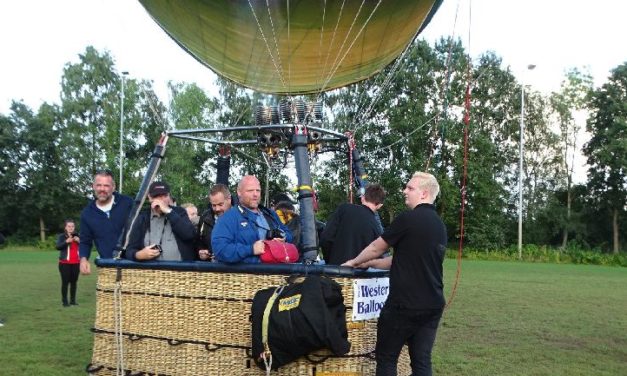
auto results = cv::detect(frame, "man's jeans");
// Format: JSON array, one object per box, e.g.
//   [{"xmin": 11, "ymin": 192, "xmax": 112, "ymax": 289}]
[{"xmin": 375, "ymin": 304, "xmax": 443, "ymax": 376}]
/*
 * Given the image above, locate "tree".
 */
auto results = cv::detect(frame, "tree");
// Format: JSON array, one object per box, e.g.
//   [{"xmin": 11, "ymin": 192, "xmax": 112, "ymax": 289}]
[
  {"xmin": 583, "ymin": 63, "xmax": 627, "ymax": 253},
  {"xmin": 19, "ymin": 103, "xmax": 77, "ymax": 240},
  {"xmin": 159, "ymin": 82, "xmax": 218, "ymax": 205},
  {"xmin": 0, "ymin": 109, "xmax": 24, "ymax": 237},
  {"xmin": 462, "ymin": 52, "xmax": 522, "ymax": 248},
  {"xmin": 522, "ymin": 91, "xmax": 563, "ymax": 245},
  {"xmin": 549, "ymin": 68, "xmax": 593, "ymax": 248},
  {"xmin": 59, "ymin": 46, "xmax": 120, "ymax": 196}
]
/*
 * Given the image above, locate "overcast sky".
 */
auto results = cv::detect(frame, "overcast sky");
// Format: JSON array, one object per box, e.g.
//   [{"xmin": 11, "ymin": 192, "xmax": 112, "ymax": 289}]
[{"xmin": 1, "ymin": 0, "xmax": 625, "ymax": 182}]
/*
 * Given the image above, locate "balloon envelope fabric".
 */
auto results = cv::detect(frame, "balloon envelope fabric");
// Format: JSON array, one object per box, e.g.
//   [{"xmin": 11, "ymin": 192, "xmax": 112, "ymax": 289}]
[{"xmin": 139, "ymin": 0, "xmax": 442, "ymax": 94}]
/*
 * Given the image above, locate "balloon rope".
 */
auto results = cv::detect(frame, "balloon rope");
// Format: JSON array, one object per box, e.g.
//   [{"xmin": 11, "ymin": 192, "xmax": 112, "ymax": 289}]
[
  {"xmin": 345, "ymin": 132, "xmax": 356, "ymax": 203},
  {"xmin": 319, "ymin": 0, "xmax": 367, "ymax": 92},
  {"xmin": 318, "ymin": 1, "xmax": 383, "ymax": 96},
  {"xmin": 247, "ymin": 1, "xmax": 287, "ymax": 90},
  {"xmin": 426, "ymin": 0, "xmax": 461, "ymax": 171},
  {"xmin": 364, "ymin": 114, "xmax": 438, "ymax": 157},
  {"xmin": 446, "ymin": 61, "xmax": 472, "ymax": 310},
  {"xmin": 446, "ymin": 0, "xmax": 473, "ymax": 310},
  {"xmin": 350, "ymin": 0, "xmax": 445, "ymax": 134},
  {"xmin": 315, "ymin": 0, "xmax": 328, "ymax": 91},
  {"xmin": 287, "ymin": 0, "xmax": 291, "ymax": 93},
  {"xmin": 318, "ymin": 0, "xmax": 346, "ymax": 98},
  {"xmin": 263, "ymin": 0, "xmax": 287, "ymax": 89}
]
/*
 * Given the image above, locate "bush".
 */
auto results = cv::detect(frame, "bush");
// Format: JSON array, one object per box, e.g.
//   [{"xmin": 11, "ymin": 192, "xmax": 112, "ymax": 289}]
[
  {"xmin": 447, "ymin": 244, "xmax": 626, "ymax": 267},
  {"xmin": 36, "ymin": 237, "xmax": 57, "ymax": 250}
]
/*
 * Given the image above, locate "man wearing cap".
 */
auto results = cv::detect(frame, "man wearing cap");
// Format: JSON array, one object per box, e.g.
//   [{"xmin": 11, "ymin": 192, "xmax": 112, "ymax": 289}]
[
  {"xmin": 79, "ymin": 169, "xmax": 133, "ymax": 274},
  {"xmin": 212, "ymin": 175, "xmax": 293, "ymax": 263},
  {"xmin": 320, "ymin": 183, "xmax": 386, "ymax": 265},
  {"xmin": 125, "ymin": 181, "xmax": 197, "ymax": 262},
  {"xmin": 196, "ymin": 183, "xmax": 232, "ymax": 261}
]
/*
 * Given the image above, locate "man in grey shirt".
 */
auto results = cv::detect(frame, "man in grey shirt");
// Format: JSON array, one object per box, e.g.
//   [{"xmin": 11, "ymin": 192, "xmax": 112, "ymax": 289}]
[{"xmin": 125, "ymin": 181, "xmax": 197, "ymax": 261}]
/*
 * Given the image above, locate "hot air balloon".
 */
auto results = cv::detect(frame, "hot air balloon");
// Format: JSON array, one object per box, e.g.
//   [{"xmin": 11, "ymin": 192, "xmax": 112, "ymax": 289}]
[
  {"xmin": 139, "ymin": 0, "xmax": 443, "ymax": 94},
  {"xmin": 88, "ymin": 3, "xmax": 446, "ymax": 375}
]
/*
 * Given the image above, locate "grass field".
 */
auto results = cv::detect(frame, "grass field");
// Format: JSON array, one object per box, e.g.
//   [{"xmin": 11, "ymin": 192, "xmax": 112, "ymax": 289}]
[{"xmin": 0, "ymin": 250, "xmax": 625, "ymax": 375}]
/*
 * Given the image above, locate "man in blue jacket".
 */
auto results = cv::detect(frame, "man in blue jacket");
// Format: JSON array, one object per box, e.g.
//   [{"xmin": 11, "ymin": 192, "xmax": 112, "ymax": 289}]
[
  {"xmin": 212, "ymin": 175, "xmax": 292, "ymax": 263},
  {"xmin": 79, "ymin": 169, "xmax": 132, "ymax": 274}
]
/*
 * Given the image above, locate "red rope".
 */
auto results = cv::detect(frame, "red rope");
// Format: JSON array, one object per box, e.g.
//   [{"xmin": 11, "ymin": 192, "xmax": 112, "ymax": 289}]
[
  {"xmin": 446, "ymin": 77, "xmax": 471, "ymax": 309},
  {"xmin": 345, "ymin": 132, "xmax": 355, "ymax": 203}
]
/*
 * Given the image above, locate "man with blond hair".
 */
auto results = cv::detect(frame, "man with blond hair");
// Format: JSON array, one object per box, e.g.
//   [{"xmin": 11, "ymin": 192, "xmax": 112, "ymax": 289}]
[{"xmin": 343, "ymin": 172, "xmax": 447, "ymax": 376}]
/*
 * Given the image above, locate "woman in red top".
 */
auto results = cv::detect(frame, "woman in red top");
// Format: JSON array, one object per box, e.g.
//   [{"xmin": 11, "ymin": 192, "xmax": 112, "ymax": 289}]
[{"xmin": 55, "ymin": 219, "xmax": 80, "ymax": 307}]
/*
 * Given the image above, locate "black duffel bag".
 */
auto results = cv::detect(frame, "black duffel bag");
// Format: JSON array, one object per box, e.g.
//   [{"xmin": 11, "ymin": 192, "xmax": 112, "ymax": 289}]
[{"xmin": 251, "ymin": 275, "xmax": 351, "ymax": 370}]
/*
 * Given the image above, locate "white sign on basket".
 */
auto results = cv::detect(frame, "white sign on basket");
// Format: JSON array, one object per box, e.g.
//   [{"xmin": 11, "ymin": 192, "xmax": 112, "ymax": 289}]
[{"xmin": 352, "ymin": 277, "xmax": 390, "ymax": 321}]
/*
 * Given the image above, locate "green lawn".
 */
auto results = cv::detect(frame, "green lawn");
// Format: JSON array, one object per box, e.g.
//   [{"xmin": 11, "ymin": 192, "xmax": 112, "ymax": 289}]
[{"xmin": 0, "ymin": 250, "xmax": 625, "ymax": 375}]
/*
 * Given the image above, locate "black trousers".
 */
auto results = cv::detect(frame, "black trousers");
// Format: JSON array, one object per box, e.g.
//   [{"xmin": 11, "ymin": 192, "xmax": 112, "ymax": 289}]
[
  {"xmin": 58, "ymin": 263, "xmax": 79, "ymax": 304},
  {"xmin": 375, "ymin": 304, "xmax": 443, "ymax": 376}
]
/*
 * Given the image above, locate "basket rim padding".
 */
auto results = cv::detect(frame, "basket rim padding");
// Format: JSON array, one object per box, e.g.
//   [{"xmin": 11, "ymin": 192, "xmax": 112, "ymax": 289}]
[{"xmin": 95, "ymin": 258, "xmax": 389, "ymax": 277}]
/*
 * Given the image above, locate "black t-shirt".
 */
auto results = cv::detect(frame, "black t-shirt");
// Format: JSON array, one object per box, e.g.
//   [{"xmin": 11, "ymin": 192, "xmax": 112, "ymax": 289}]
[
  {"xmin": 320, "ymin": 203, "xmax": 382, "ymax": 265},
  {"xmin": 381, "ymin": 203, "xmax": 447, "ymax": 310}
]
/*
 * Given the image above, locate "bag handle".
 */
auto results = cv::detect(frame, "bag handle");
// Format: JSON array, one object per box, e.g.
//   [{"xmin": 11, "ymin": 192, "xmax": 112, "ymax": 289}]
[{"xmin": 260, "ymin": 284, "xmax": 285, "ymax": 372}]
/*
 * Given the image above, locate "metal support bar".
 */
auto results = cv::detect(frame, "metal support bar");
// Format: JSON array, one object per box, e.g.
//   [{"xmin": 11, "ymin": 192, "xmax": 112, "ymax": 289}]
[{"xmin": 292, "ymin": 131, "xmax": 318, "ymax": 262}]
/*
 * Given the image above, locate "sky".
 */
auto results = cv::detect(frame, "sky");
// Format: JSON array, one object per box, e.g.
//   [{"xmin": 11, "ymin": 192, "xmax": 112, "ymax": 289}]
[{"xmin": 1, "ymin": 0, "xmax": 626, "ymax": 181}]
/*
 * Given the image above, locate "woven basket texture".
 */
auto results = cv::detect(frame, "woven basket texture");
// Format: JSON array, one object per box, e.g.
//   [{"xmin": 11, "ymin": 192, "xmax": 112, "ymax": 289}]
[{"xmin": 90, "ymin": 267, "xmax": 410, "ymax": 375}]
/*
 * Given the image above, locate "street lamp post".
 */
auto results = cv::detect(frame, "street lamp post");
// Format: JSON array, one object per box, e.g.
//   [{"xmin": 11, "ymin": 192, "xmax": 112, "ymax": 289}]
[
  {"xmin": 119, "ymin": 71, "xmax": 129, "ymax": 193},
  {"xmin": 518, "ymin": 64, "xmax": 536, "ymax": 260}
]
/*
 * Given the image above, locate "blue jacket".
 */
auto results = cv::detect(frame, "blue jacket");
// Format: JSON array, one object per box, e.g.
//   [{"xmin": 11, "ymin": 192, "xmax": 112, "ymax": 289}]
[
  {"xmin": 79, "ymin": 192, "xmax": 133, "ymax": 259},
  {"xmin": 212, "ymin": 205, "xmax": 293, "ymax": 264}
]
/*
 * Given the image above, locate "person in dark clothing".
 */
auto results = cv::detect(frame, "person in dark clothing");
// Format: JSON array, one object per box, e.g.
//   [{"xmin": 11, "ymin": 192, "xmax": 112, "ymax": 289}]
[
  {"xmin": 274, "ymin": 200, "xmax": 301, "ymax": 252},
  {"xmin": 55, "ymin": 219, "xmax": 80, "ymax": 307},
  {"xmin": 343, "ymin": 172, "xmax": 447, "ymax": 376},
  {"xmin": 197, "ymin": 184, "xmax": 232, "ymax": 261},
  {"xmin": 125, "ymin": 181, "xmax": 197, "ymax": 261},
  {"xmin": 79, "ymin": 169, "xmax": 133, "ymax": 274},
  {"xmin": 320, "ymin": 183, "xmax": 386, "ymax": 265}
]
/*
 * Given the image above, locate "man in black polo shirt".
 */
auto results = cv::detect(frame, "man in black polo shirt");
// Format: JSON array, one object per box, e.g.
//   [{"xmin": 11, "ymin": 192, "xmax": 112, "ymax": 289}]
[{"xmin": 343, "ymin": 172, "xmax": 447, "ymax": 376}]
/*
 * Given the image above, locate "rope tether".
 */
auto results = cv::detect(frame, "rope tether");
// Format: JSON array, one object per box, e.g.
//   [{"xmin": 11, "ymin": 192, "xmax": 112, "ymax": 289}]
[
  {"xmin": 345, "ymin": 131, "xmax": 356, "ymax": 203},
  {"xmin": 113, "ymin": 268, "xmax": 125, "ymax": 376}
]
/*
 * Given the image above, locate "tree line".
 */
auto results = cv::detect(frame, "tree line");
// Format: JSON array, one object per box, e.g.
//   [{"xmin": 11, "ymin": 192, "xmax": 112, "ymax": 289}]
[{"xmin": 0, "ymin": 40, "xmax": 625, "ymax": 253}]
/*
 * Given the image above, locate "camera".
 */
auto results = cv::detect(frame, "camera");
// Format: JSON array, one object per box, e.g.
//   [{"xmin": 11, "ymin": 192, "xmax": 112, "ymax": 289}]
[{"xmin": 266, "ymin": 228, "xmax": 286, "ymax": 240}]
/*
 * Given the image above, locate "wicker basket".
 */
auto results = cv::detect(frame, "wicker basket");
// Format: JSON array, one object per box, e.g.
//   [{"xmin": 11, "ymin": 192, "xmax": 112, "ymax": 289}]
[{"xmin": 88, "ymin": 261, "xmax": 410, "ymax": 375}]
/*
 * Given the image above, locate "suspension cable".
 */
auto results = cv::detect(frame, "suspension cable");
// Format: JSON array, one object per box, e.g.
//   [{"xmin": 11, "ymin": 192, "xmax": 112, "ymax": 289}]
[
  {"xmin": 425, "ymin": 0, "xmax": 461, "ymax": 171},
  {"xmin": 317, "ymin": 1, "xmax": 383, "ymax": 98},
  {"xmin": 247, "ymin": 0, "xmax": 288, "ymax": 90},
  {"xmin": 345, "ymin": 131, "xmax": 356, "ymax": 203},
  {"xmin": 446, "ymin": 0, "xmax": 472, "ymax": 310},
  {"xmin": 317, "ymin": 0, "xmax": 346, "ymax": 97}
]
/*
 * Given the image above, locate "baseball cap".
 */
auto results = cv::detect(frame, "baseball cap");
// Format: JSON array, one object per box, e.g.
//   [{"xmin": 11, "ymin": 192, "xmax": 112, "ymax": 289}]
[{"xmin": 149, "ymin": 181, "xmax": 170, "ymax": 197}]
